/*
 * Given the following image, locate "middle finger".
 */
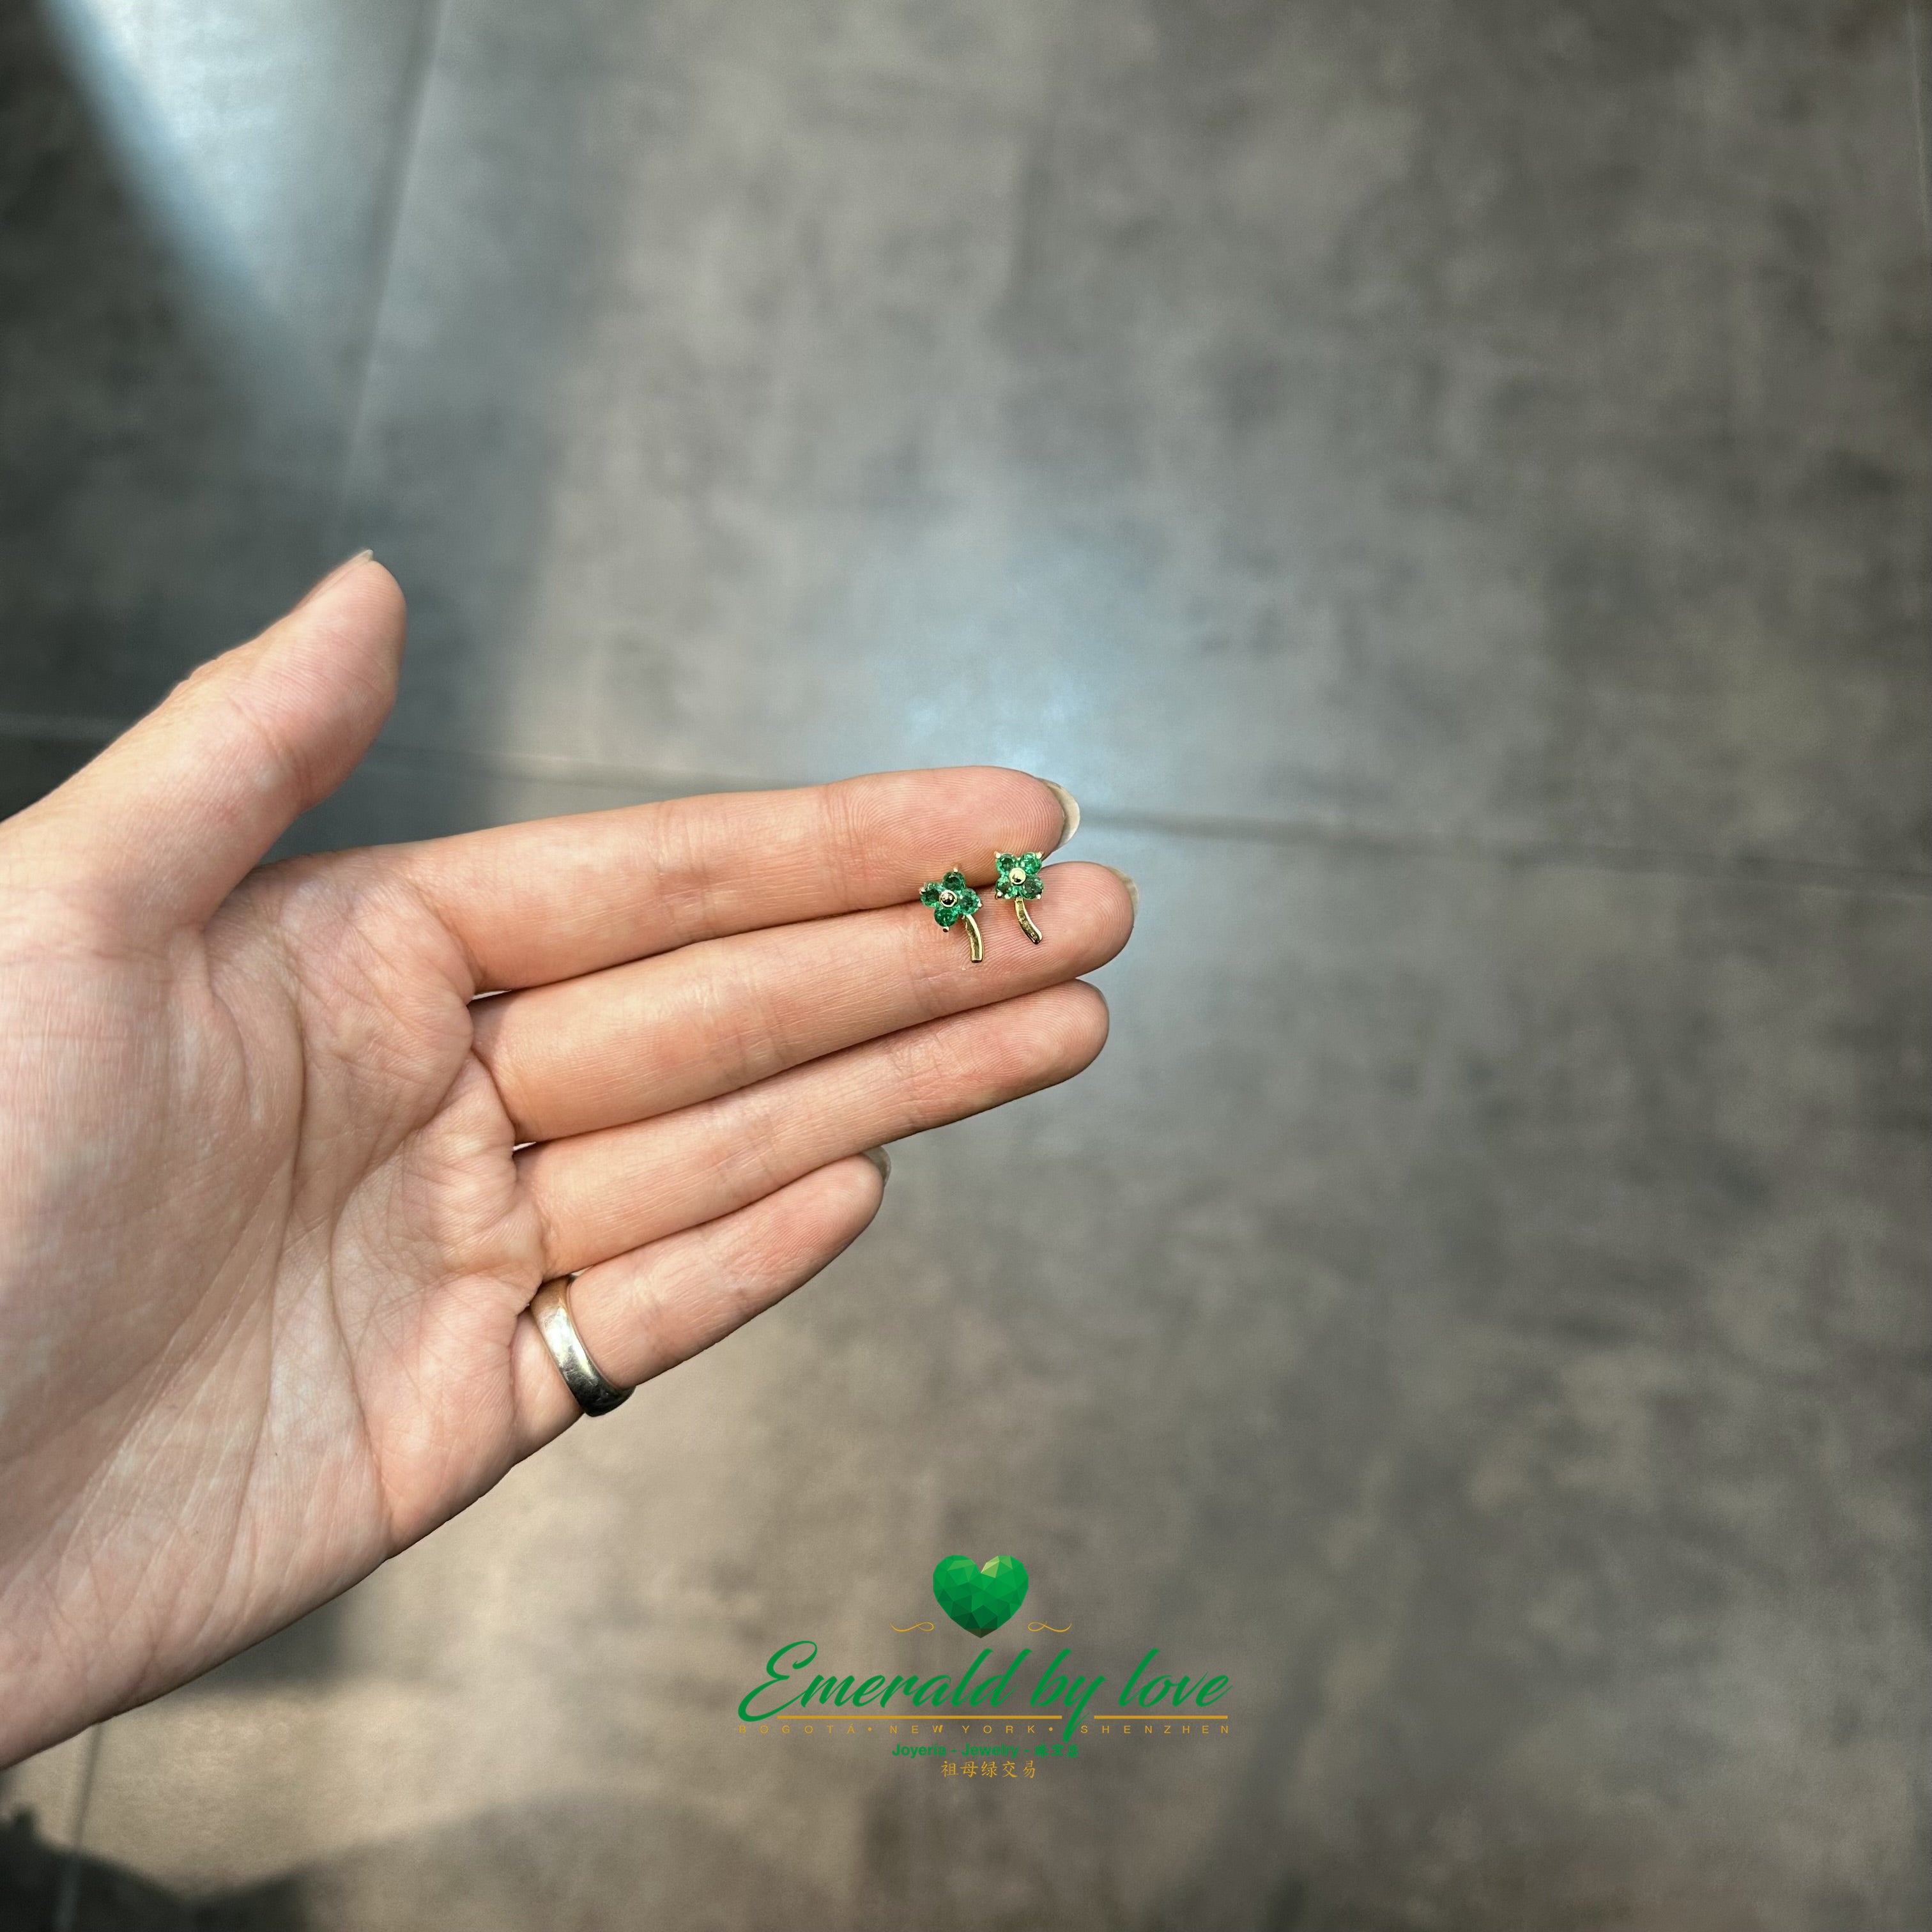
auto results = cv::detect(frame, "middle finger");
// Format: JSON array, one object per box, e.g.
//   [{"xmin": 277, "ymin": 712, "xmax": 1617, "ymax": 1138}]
[{"xmin": 473, "ymin": 861, "xmax": 1133, "ymax": 1142}]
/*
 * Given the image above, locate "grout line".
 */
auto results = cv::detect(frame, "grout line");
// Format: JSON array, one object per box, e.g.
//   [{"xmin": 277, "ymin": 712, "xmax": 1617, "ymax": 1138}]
[
  {"xmin": 50, "ymin": 1724, "xmax": 105, "ymax": 1932},
  {"xmin": 1077, "ymin": 804, "xmax": 1932, "ymax": 899},
  {"xmin": 321, "ymin": 0, "xmax": 452, "ymax": 565},
  {"xmin": 4, "ymin": 717, "xmax": 1928, "ymax": 900},
  {"xmin": 1910, "ymin": 3, "xmax": 1932, "ymax": 291},
  {"xmin": 0, "ymin": 712, "xmax": 125, "ymax": 745}
]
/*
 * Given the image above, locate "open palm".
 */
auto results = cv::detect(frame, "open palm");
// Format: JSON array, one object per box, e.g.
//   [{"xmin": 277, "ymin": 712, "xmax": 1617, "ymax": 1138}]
[{"xmin": 0, "ymin": 558, "xmax": 1130, "ymax": 1764}]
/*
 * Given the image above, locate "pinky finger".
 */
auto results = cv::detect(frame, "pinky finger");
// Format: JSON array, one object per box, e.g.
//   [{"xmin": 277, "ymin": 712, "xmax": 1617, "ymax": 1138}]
[{"xmin": 510, "ymin": 1152, "xmax": 888, "ymax": 1450}]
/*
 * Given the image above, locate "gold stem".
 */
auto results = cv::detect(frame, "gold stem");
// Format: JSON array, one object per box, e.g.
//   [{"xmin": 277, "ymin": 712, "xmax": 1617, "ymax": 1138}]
[
  {"xmin": 1015, "ymin": 901, "xmax": 1043, "ymax": 945},
  {"xmin": 963, "ymin": 912, "xmax": 984, "ymax": 963}
]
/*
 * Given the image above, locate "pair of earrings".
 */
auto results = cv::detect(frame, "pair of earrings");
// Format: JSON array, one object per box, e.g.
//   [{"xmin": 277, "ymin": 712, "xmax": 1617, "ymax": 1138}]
[{"xmin": 919, "ymin": 852, "xmax": 1045, "ymax": 963}]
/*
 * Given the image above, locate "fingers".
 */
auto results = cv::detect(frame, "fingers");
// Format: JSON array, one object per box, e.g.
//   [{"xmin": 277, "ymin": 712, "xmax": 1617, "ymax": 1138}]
[
  {"xmin": 510, "ymin": 1153, "xmax": 887, "ymax": 1448},
  {"xmin": 473, "ymin": 861, "xmax": 1133, "ymax": 1142},
  {"xmin": 521, "ymin": 981, "xmax": 1109, "ymax": 1276},
  {"xmin": 3, "ymin": 555, "xmax": 405, "ymax": 934},
  {"xmin": 396, "ymin": 767, "xmax": 1074, "ymax": 993}
]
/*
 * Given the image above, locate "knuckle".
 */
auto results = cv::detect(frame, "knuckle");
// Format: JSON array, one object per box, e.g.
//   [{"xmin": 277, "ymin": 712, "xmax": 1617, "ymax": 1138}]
[
  {"xmin": 473, "ymin": 1029, "xmax": 534, "ymax": 1133},
  {"xmin": 719, "ymin": 949, "xmax": 793, "ymax": 1089},
  {"xmin": 896, "ymin": 916, "xmax": 960, "ymax": 1022},
  {"xmin": 816, "ymin": 781, "xmax": 875, "ymax": 884},
  {"xmin": 720, "ymin": 1085, "xmax": 793, "ymax": 1199},
  {"xmin": 529, "ymin": 1176, "xmax": 569, "ymax": 1276}
]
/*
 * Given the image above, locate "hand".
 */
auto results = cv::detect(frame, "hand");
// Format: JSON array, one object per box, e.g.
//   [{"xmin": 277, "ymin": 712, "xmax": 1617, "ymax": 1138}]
[{"xmin": 0, "ymin": 557, "xmax": 1132, "ymax": 1763}]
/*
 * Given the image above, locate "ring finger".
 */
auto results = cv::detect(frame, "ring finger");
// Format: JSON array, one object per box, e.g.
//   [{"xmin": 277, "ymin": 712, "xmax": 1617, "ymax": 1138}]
[
  {"xmin": 521, "ymin": 979, "xmax": 1110, "ymax": 1277},
  {"xmin": 510, "ymin": 1153, "xmax": 888, "ymax": 1448}
]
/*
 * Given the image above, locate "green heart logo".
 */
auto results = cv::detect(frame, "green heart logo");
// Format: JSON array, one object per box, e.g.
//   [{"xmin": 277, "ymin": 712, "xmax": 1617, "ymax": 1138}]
[{"xmin": 931, "ymin": 1554, "xmax": 1029, "ymax": 1636}]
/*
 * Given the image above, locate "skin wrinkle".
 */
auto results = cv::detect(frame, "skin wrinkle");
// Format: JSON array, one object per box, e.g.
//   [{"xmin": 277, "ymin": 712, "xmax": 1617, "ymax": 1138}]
[
  {"xmin": 714, "ymin": 942, "xmax": 784, "ymax": 1100},
  {"xmin": 316, "ymin": 1201, "xmax": 401, "ymax": 1552},
  {"xmin": 709, "ymin": 1072, "xmax": 798, "ymax": 1218},
  {"xmin": 403, "ymin": 1070, "xmax": 529, "ymax": 1298},
  {"xmin": 816, "ymin": 776, "xmax": 876, "ymax": 911},
  {"xmin": 272, "ymin": 875, "xmax": 459, "ymax": 1108},
  {"xmin": 666, "ymin": 789, "xmax": 732, "ymax": 952},
  {"xmin": 17, "ymin": 896, "xmax": 173, "ymax": 976},
  {"xmin": 17, "ymin": 1526, "xmax": 112, "ymax": 1692},
  {"xmin": 211, "ymin": 677, "xmax": 316, "ymax": 830},
  {"xmin": 206, "ymin": 901, "xmax": 431, "ymax": 1574},
  {"xmin": 900, "ymin": 908, "xmax": 963, "ymax": 1029},
  {"xmin": 319, "ymin": 1013, "xmax": 527, "ymax": 1533},
  {"xmin": 36, "ymin": 1398, "xmax": 210, "ymax": 1706},
  {"xmin": 327, "ymin": 1094, "xmax": 528, "ymax": 1538},
  {"xmin": 674, "ymin": 1211, "xmax": 774, "ymax": 1351},
  {"xmin": 178, "ymin": 1336, "xmax": 282, "ymax": 1685},
  {"xmin": 23, "ymin": 1087, "xmax": 279, "ymax": 1494},
  {"xmin": 411, "ymin": 859, "xmax": 494, "ymax": 1000}
]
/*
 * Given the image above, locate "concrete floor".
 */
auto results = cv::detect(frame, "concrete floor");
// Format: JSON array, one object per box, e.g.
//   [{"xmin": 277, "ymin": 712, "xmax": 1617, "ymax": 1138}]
[{"xmin": 3, "ymin": 2, "xmax": 1930, "ymax": 1927}]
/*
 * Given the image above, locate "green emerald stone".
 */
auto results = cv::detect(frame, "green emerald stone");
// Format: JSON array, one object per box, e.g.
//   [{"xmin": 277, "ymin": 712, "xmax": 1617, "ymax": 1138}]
[
  {"xmin": 921, "ymin": 870, "xmax": 981, "ymax": 928},
  {"xmin": 931, "ymin": 1554, "xmax": 1030, "ymax": 1636},
  {"xmin": 992, "ymin": 851, "xmax": 1043, "ymax": 901}
]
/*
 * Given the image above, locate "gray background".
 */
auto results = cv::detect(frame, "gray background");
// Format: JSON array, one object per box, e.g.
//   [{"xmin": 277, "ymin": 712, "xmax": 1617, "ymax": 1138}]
[{"xmin": 3, "ymin": 1, "xmax": 1930, "ymax": 1927}]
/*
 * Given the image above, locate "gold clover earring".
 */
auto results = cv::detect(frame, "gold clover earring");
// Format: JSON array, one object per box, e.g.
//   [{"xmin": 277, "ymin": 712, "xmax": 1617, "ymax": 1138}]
[
  {"xmin": 992, "ymin": 851, "xmax": 1044, "ymax": 944},
  {"xmin": 920, "ymin": 868, "xmax": 985, "ymax": 963}
]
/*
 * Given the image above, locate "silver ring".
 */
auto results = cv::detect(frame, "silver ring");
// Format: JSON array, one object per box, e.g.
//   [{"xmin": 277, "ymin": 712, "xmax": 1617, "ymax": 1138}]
[{"xmin": 530, "ymin": 1276, "xmax": 632, "ymax": 1416}]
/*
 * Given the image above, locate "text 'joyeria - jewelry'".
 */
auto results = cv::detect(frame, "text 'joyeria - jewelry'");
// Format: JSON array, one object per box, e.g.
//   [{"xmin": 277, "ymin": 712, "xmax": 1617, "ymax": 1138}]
[{"xmin": 920, "ymin": 869, "xmax": 985, "ymax": 963}]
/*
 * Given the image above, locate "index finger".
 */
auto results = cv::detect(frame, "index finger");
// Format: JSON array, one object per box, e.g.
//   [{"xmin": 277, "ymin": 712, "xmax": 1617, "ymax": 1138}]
[{"xmin": 392, "ymin": 767, "xmax": 1076, "ymax": 992}]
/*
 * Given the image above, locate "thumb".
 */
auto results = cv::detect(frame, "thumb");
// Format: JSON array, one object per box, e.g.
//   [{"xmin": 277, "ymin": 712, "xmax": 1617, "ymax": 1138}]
[{"xmin": 11, "ymin": 553, "xmax": 406, "ymax": 933}]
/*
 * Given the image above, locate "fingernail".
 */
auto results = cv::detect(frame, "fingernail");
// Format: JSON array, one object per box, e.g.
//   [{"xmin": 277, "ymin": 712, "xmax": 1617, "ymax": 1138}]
[
  {"xmin": 1039, "ymin": 779, "xmax": 1080, "ymax": 848},
  {"xmin": 296, "ymin": 548, "xmax": 374, "ymax": 609},
  {"xmin": 862, "ymin": 1146, "xmax": 893, "ymax": 1184},
  {"xmin": 1101, "ymin": 865, "xmax": 1138, "ymax": 917}
]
